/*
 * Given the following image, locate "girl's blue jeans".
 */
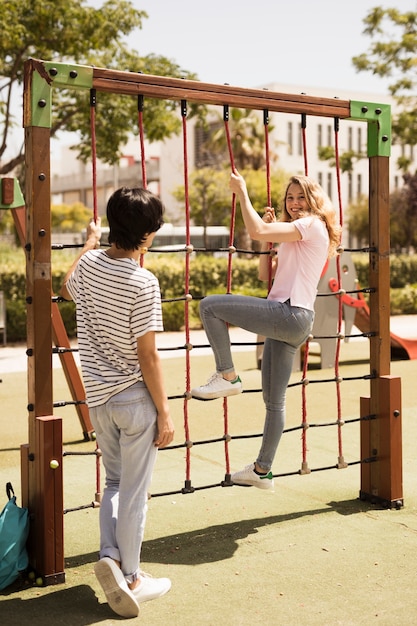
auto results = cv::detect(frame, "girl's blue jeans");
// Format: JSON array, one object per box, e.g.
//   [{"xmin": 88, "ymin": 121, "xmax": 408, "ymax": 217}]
[
  {"xmin": 199, "ymin": 294, "xmax": 314, "ymax": 472},
  {"xmin": 89, "ymin": 382, "xmax": 157, "ymax": 583}
]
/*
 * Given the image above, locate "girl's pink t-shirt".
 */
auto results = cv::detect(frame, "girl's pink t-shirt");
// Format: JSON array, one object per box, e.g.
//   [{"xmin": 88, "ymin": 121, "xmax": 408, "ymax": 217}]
[{"xmin": 267, "ymin": 216, "xmax": 329, "ymax": 311}]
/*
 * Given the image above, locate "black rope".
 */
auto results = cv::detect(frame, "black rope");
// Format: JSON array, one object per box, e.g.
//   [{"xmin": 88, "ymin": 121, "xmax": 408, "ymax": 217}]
[
  {"xmin": 64, "ymin": 502, "xmax": 99, "ymax": 514},
  {"xmin": 146, "ymin": 456, "xmax": 377, "ymax": 499},
  {"xmin": 53, "ymin": 346, "xmax": 78, "ymax": 354},
  {"xmin": 63, "ymin": 450, "xmax": 100, "ymax": 457},
  {"xmin": 53, "ymin": 399, "xmax": 86, "ymax": 407}
]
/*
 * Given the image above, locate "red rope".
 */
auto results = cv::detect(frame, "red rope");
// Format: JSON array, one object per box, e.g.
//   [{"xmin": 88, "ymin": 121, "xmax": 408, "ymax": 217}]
[
  {"xmin": 264, "ymin": 110, "xmax": 274, "ymax": 292},
  {"xmin": 221, "ymin": 105, "xmax": 241, "ymax": 476},
  {"xmin": 137, "ymin": 94, "xmax": 147, "ymax": 189},
  {"xmin": 333, "ymin": 118, "xmax": 345, "ymax": 465},
  {"xmin": 95, "ymin": 443, "xmax": 101, "ymax": 503},
  {"xmin": 300, "ymin": 340, "xmax": 310, "ymax": 472},
  {"xmin": 300, "ymin": 111, "xmax": 310, "ymax": 471},
  {"xmin": 181, "ymin": 100, "xmax": 192, "ymax": 484},
  {"xmin": 90, "ymin": 89, "xmax": 98, "ymax": 224},
  {"xmin": 224, "ymin": 106, "xmax": 237, "ymax": 296},
  {"xmin": 137, "ymin": 95, "xmax": 148, "ymax": 267},
  {"xmin": 89, "ymin": 88, "xmax": 101, "ymax": 498},
  {"xmin": 301, "ymin": 113, "xmax": 308, "ymax": 177}
]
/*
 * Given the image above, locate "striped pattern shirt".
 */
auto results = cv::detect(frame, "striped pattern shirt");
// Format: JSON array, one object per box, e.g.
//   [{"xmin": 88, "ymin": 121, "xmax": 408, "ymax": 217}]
[{"xmin": 65, "ymin": 249, "xmax": 163, "ymax": 407}]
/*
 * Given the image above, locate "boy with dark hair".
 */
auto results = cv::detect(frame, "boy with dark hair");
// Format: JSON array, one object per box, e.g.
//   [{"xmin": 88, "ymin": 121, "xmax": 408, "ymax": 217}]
[{"xmin": 61, "ymin": 187, "xmax": 174, "ymax": 618}]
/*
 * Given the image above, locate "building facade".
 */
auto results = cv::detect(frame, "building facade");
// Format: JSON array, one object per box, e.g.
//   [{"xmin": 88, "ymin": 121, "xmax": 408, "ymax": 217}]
[{"xmin": 51, "ymin": 82, "xmax": 412, "ymax": 233}]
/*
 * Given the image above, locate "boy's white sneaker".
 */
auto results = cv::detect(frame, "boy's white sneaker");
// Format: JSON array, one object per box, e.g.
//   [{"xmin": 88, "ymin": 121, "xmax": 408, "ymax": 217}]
[
  {"xmin": 94, "ymin": 557, "xmax": 139, "ymax": 618},
  {"xmin": 191, "ymin": 372, "xmax": 242, "ymax": 400},
  {"xmin": 132, "ymin": 573, "xmax": 171, "ymax": 603}
]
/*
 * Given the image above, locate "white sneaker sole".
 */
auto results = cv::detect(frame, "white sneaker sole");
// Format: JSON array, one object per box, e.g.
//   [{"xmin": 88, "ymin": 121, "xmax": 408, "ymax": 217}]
[
  {"xmin": 231, "ymin": 476, "xmax": 274, "ymax": 490},
  {"xmin": 191, "ymin": 386, "xmax": 242, "ymax": 401},
  {"xmin": 94, "ymin": 557, "xmax": 139, "ymax": 618}
]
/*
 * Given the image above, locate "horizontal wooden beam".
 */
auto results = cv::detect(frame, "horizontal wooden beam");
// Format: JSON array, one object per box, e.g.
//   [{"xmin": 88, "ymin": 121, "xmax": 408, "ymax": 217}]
[{"xmin": 92, "ymin": 67, "xmax": 351, "ymax": 118}]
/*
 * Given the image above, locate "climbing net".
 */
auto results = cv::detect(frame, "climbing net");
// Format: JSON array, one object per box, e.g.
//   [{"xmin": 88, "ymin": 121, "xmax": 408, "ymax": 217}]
[
  {"xmin": 148, "ymin": 102, "xmax": 375, "ymax": 497},
  {"xmin": 58, "ymin": 85, "xmax": 378, "ymax": 509}
]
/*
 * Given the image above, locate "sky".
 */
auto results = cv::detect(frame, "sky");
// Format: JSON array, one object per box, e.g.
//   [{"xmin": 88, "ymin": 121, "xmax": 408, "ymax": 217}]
[
  {"xmin": 6, "ymin": 0, "xmax": 417, "ymax": 160},
  {"xmin": 104, "ymin": 0, "xmax": 417, "ymax": 96}
]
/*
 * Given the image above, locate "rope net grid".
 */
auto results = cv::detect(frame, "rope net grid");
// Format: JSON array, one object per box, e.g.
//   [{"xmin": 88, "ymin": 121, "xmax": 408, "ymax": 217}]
[{"xmin": 53, "ymin": 87, "xmax": 378, "ymax": 510}]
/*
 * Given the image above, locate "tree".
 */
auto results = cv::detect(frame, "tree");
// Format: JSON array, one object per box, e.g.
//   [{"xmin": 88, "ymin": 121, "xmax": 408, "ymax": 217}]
[
  {"xmin": 208, "ymin": 108, "xmax": 277, "ymax": 171},
  {"xmin": 346, "ymin": 174, "xmax": 417, "ymax": 252},
  {"xmin": 0, "ymin": 0, "xmax": 202, "ymax": 176},
  {"xmin": 172, "ymin": 168, "xmax": 231, "ymax": 249},
  {"xmin": 390, "ymin": 172, "xmax": 417, "ymax": 251},
  {"xmin": 172, "ymin": 167, "xmax": 288, "ymax": 251},
  {"xmin": 317, "ymin": 146, "xmax": 366, "ymax": 174},
  {"xmin": 346, "ymin": 194, "xmax": 370, "ymax": 248},
  {"xmin": 51, "ymin": 202, "xmax": 94, "ymax": 233},
  {"xmin": 352, "ymin": 6, "xmax": 417, "ymax": 165}
]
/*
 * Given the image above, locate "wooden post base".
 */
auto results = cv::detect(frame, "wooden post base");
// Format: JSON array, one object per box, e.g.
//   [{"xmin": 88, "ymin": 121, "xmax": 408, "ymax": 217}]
[
  {"xmin": 21, "ymin": 416, "xmax": 65, "ymax": 585},
  {"xmin": 360, "ymin": 376, "xmax": 403, "ymax": 509}
]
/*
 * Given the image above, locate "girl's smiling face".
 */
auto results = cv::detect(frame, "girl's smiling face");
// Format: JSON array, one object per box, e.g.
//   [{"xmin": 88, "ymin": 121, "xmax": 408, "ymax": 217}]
[{"xmin": 285, "ymin": 183, "xmax": 310, "ymax": 220}]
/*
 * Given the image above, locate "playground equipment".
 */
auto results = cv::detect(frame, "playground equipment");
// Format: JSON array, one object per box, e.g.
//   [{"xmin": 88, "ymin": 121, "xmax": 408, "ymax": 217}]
[
  {"xmin": 2, "ymin": 58, "xmax": 402, "ymax": 586},
  {"xmin": 333, "ymin": 280, "xmax": 417, "ymax": 361},
  {"xmin": 257, "ymin": 250, "xmax": 417, "ymax": 370}
]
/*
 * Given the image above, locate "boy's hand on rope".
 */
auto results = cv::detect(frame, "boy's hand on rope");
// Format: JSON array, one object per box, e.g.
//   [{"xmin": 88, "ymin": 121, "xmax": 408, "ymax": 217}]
[{"xmin": 86, "ymin": 216, "xmax": 102, "ymax": 248}]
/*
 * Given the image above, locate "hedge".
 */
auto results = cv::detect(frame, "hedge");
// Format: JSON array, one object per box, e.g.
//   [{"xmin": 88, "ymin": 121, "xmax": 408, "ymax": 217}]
[{"xmin": 1, "ymin": 249, "xmax": 416, "ymax": 342}]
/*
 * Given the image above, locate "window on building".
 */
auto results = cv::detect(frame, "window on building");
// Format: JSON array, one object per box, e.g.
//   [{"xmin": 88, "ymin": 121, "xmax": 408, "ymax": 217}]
[
  {"xmin": 327, "ymin": 172, "xmax": 332, "ymax": 199},
  {"xmin": 298, "ymin": 123, "xmax": 303, "ymax": 156},
  {"xmin": 288, "ymin": 121, "xmax": 293, "ymax": 155},
  {"xmin": 348, "ymin": 127, "xmax": 353, "ymax": 151},
  {"xmin": 318, "ymin": 172, "xmax": 323, "ymax": 187},
  {"xmin": 327, "ymin": 124, "xmax": 332, "ymax": 146},
  {"xmin": 357, "ymin": 127, "xmax": 362, "ymax": 153},
  {"xmin": 348, "ymin": 172, "xmax": 353, "ymax": 202},
  {"xmin": 357, "ymin": 173, "xmax": 362, "ymax": 197},
  {"xmin": 317, "ymin": 124, "xmax": 322, "ymax": 148},
  {"xmin": 194, "ymin": 121, "xmax": 223, "ymax": 168}
]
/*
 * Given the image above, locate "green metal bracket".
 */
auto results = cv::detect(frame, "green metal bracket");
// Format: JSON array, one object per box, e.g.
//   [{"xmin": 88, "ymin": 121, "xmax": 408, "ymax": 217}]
[
  {"xmin": 0, "ymin": 178, "xmax": 25, "ymax": 209},
  {"xmin": 349, "ymin": 100, "xmax": 391, "ymax": 157},
  {"xmin": 27, "ymin": 61, "xmax": 94, "ymax": 128},
  {"xmin": 30, "ymin": 68, "xmax": 52, "ymax": 128},
  {"xmin": 42, "ymin": 61, "xmax": 94, "ymax": 91}
]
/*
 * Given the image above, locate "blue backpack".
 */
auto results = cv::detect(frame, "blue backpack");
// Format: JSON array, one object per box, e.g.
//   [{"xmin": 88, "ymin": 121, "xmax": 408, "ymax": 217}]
[{"xmin": 0, "ymin": 482, "xmax": 30, "ymax": 590}]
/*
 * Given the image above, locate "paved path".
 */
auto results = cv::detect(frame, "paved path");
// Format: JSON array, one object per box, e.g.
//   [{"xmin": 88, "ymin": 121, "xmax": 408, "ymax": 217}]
[
  {"xmin": 0, "ymin": 327, "xmax": 259, "ymax": 374},
  {"xmin": 0, "ymin": 316, "xmax": 415, "ymax": 374}
]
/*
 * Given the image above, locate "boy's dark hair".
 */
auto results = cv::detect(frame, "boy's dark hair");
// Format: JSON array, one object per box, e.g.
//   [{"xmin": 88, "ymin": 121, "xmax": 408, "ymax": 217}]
[{"xmin": 106, "ymin": 187, "xmax": 164, "ymax": 250}]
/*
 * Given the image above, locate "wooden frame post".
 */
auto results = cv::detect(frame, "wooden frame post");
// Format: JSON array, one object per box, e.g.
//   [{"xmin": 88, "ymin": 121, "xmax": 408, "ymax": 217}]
[
  {"xmin": 352, "ymin": 107, "xmax": 404, "ymax": 508},
  {"xmin": 23, "ymin": 60, "xmax": 65, "ymax": 583}
]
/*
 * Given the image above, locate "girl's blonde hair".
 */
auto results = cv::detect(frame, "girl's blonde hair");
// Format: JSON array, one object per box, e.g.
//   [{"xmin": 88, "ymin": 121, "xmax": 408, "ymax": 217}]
[{"xmin": 280, "ymin": 175, "xmax": 341, "ymax": 257}]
